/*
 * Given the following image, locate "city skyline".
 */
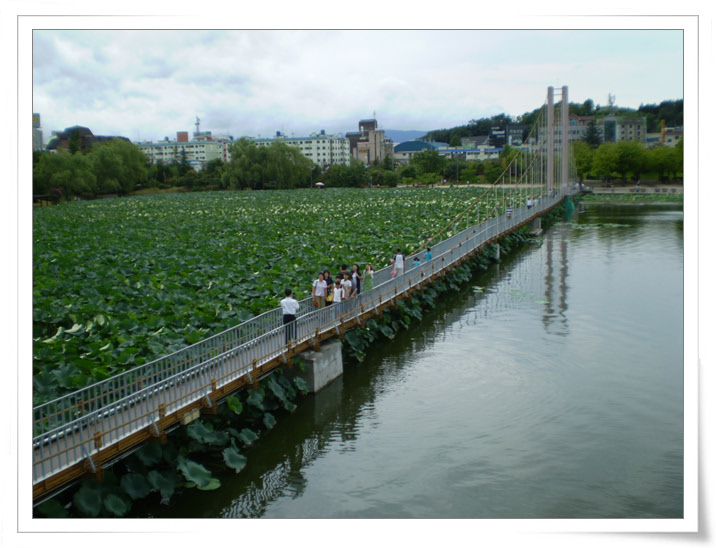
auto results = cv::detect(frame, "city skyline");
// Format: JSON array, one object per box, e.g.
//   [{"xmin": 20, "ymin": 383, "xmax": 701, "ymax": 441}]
[{"xmin": 31, "ymin": 28, "xmax": 686, "ymax": 145}]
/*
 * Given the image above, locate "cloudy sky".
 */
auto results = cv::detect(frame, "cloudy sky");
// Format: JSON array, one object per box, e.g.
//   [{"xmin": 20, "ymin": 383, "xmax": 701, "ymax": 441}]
[{"xmin": 31, "ymin": 27, "xmax": 685, "ymax": 144}]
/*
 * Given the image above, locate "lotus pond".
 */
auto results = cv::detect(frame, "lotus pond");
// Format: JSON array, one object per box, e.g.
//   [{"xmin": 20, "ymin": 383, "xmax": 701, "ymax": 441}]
[{"xmin": 33, "ymin": 187, "xmax": 504, "ymax": 404}]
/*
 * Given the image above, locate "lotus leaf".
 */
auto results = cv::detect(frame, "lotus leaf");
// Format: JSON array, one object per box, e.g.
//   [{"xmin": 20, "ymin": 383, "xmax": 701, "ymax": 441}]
[
  {"xmin": 293, "ymin": 377, "xmax": 310, "ymax": 394},
  {"xmin": 187, "ymin": 420, "xmax": 230, "ymax": 446},
  {"xmin": 72, "ymin": 482, "xmax": 103, "ymax": 517},
  {"xmin": 223, "ymin": 445, "xmax": 248, "ymax": 473},
  {"xmin": 176, "ymin": 455, "xmax": 215, "ymax": 489},
  {"xmin": 147, "ymin": 469, "xmax": 177, "ymax": 500},
  {"xmin": 36, "ymin": 498, "xmax": 68, "ymax": 518},
  {"xmin": 246, "ymin": 389, "xmax": 264, "ymax": 411},
  {"xmin": 120, "ymin": 473, "xmax": 152, "ymax": 500},
  {"xmin": 263, "ymin": 412, "xmax": 277, "ymax": 429},
  {"xmin": 238, "ymin": 428, "xmax": 259, "ymax": 446},
  {"xmin": 103, "ymin": 493, "xmax": 132, "ymax": 517},
  {"xmin": 226, "ymin": 395, "xmax": 243, "ymax": 415}
]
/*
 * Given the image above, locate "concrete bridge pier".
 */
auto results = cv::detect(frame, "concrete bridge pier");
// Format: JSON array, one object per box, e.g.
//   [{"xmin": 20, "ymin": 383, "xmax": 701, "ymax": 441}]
[
  {"xmin": 292, "ymin": 340, "xmax": 343, "ymax": 393},
  {"xmin": 531, "ymin": 217, "xmax": 543, "ymax": 236}
]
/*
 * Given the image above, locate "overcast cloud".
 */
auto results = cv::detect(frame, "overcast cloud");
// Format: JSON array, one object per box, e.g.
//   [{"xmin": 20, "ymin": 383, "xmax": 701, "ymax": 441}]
[{"xmin": 32, "ymin": 29, "xmax": 684, "ymax": 143}]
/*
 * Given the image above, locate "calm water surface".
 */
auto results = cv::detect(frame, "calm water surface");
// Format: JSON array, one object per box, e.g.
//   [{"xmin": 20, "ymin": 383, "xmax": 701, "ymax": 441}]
[{"xmin": 141, "ymin": 204, "xmax": 684, "ymax": 519}]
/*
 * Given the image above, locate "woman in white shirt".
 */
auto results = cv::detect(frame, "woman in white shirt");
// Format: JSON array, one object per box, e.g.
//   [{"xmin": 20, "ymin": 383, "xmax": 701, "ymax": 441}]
[{"xmin": 311, "ymin": 272, "xmax": 327, "ymax": 308}]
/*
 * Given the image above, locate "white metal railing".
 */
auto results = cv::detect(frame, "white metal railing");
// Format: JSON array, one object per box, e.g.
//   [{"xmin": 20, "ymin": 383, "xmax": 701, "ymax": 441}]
[{"xmin": 32, "ymin": 190, "xmax": 570, "ymax": 489}]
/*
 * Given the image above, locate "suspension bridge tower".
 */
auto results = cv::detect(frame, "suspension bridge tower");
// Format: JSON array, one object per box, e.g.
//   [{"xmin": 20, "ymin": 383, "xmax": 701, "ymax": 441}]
[{"xmin": 546, "ymin": 86, "xmax": 569, "ymax": 194}]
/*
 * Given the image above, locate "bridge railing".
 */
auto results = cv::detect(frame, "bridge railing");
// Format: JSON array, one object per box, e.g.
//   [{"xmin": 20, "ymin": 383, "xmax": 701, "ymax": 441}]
[{"xmin": 33, "ymin": 190, "xmax": 568, "ymax": 487}]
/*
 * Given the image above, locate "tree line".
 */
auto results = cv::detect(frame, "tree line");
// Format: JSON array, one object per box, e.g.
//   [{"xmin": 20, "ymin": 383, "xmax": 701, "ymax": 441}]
[
  {"xmin": 423, "ymin": 99, "xmax": 683, "ymax": 145},
  {"xmin": 572, "ymin": 138, "xmax": 683, "ymax": 184},
  {"xmin": 33, "ymin": 108, "xmax": 684, "ymax": 202}
]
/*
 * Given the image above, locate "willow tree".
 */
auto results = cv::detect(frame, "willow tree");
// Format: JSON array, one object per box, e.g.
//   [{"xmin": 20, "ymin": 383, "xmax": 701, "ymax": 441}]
[{"xmin": 224, "ymin": 138, "xmax": 313, "ymax": 190}]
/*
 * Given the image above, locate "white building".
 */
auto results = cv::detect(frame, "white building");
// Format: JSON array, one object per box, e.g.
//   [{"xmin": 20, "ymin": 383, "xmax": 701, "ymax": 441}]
[
  {"xmin": 138, "ymin": 139, "xmax": 226, "ymax": 171},
  {"xmin": 253, "ymin": 130, "xmax": 351, "ymax": 166}
]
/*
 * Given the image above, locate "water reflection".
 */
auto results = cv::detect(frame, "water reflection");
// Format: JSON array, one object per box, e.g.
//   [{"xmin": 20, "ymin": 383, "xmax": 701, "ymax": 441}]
[{"xmin": 541, "ymin": 225, "xmax": 570, "ymax": 336}]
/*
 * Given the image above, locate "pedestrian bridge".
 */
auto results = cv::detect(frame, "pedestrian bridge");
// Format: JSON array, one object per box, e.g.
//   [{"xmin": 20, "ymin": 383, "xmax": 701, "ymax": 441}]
[{"xmin": 32, "ymin": 86, "xmax": 577, "ymax": 502}]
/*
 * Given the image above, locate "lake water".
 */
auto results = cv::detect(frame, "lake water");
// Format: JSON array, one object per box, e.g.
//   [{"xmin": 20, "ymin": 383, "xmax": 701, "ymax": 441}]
[{"xmin": 138, "ymin": 203, "xmax": 684, "ymax": 521}]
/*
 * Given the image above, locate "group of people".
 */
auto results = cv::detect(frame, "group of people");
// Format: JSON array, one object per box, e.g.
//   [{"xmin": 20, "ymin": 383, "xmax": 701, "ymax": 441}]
[
  {"xmin": 280, "ymin": 247, "xmax": 434, "ymax": 343},
  {"xmin": 310, "ymin": 263, "xmax": 376, "ymax": 309}
]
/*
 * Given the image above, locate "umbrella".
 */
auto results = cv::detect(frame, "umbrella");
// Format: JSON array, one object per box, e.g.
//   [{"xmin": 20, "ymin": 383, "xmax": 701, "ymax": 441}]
[{"xmin": 315, "ymin": 182, "xmax": 325, "ymax": 188}]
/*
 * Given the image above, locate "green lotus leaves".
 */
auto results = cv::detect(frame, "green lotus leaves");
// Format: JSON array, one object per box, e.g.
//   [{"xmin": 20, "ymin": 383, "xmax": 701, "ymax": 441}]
[
  {"xmin": 147, "ymin": 469, "xmax": 178, "ymax": 500},
  {"xmin": 293, "ymin": 376, "xmax": 310, "ymax": 394},
  {"xmin": 223, "ymin": 444, "xmax": 248, "ymax": 473},
  {"xmin": 226, "ymin": 395, "xmax": 243, "ymax": 415},
  {"xmin": 187, "ymin": 420, "xmax": 230, "ymax": 446},
  {"xmin": 135, "ymin": 442, "xmax": 164, "ymax": 466},
  {"xmin": 72, "ymin": 482, "xmax": 103, "ymax": 517},
  {"xmin": 120, "ymin": 473, "xmax": 152, "ymax": 500},
  {"xmin": 196, "ymin": 477, "xmax": 222, "ymax": 491},
  {"xmin": 246, "ymin": 389, "xmax": 264, "ymax": 411},
  {"xmin": 33, "ymin": 188, "xmax": 505, "ymax": 404},
  {"xmin": 103, "ymin": 493, "xmax": 132, "ymax": 517},
  {"xmin": 267, "ymin": 377, "xmax": 287, "ymax": 403},
  {"xmin": 176, "ymin": 455, "xmax": 217, "ymax": 489},
  {"xmin": 263, "ymin": 412, "xmax": 277, "ymax": 429},
  {"xmin": 36, "ymin": 498, "xmax": 68, "ymax": 518},
  {"xmin": 238, "ymin": 428, "xmax": 259, "ymax": 446}
]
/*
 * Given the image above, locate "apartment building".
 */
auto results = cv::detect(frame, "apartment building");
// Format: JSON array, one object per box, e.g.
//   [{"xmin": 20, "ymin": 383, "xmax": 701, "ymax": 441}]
[
  {"xmin": 600, "ymin": 115, "xmax": 647, "ymax": 144},
  {"xmin": 253, "ymin": 130, "xmax": 351, "ymax": 166},
  {"xmin": 138, "ymin": 133, "xmax": 225, "ymax": 171}
]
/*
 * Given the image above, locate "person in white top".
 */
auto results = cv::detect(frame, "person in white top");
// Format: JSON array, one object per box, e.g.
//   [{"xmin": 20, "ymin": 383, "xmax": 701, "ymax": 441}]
[
  {"xmin": 280, "ymin": 289, "xmax": 300, "ymax": 343},
  {"xmin": 341, "ymin": 272, "xmax": 352, "ymax": 297},
  {"xmin": 393, "ymin": 248, "xmax": 405, "ymax": 277},
  {"xmin": 332, "ymin": 278, "xmax": 344, "ymax": 319},
  {"xmin": 311, "ymin": 272, "xmax": 327, "ymax": 308}
]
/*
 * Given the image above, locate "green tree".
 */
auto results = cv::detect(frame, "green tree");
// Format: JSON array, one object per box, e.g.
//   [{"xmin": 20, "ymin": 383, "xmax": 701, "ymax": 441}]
[
  {"xmin": 69, "ymin": 129, "xmax": 82, "ymax": 155},
  {"xmin": 410, "ymin": 149, "xmax": 445, "ymax": 177},
  {"xmin": 397, "ymin": 164, "xmax": 417, "ymax": 181},
  {"xmin": 484, "ymin": 162, "xmax": 506, "ymax": 184},
  {"xmin": 38, "ymin": 151, "xmax": 97, "ymax": 197},
  {"xmin": 670, "ymin": 139, "xmax": 684, "ymax": 180},
  {"xmin": 198, "ymin": 158, "xmax": 224, "ymax": 188},
  {"xmin": 149, "ymin": 159, "xmax": 173, "ymax": 188},
  {"xmin": 571, "ymin": 140, "xmax": 594, "ymax": 182},
  {"xmin": 177, "ymin": 148, "xmax": 193, "ymax": 177},
  {"xmin": 592, "ymin": 142, "xmax": 619, "ymax": 182},
  {"xmin": 444, "ymin": 156, "xmax": 468, "ymax": 182},
  {"xmin": 265, "ymin": 140, "xmax": 313, "ymax": 189},
  {"xmin": 91, "ymin": 139, "xmax": 149, "ymax": 195},
  {"xmin": 224, "ymin": 138, "xmax": 313, "ymax": 190},
  {"xmin": 614, "ymin": 140, "xmax": 647, "ymax": 183},
  {"xmin": 383, "ymin": 171, "xmax": 399, "ymax": 187},
  {"xmin": 582, "ymin": 120, "xmax": 601, "ymax": 148}
]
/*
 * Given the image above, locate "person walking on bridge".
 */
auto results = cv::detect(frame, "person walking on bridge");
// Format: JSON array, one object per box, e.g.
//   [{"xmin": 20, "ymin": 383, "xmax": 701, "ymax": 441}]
[
  {"xmin": 393, "ymin": 248, "xmax": 405, "ymax": 277},
  {"xmin": 280, "ymin": 289, "xmax": 300, "ymax": 344}
]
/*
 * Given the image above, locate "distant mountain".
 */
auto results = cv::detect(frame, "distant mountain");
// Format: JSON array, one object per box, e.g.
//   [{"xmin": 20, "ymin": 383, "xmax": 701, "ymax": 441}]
[{"xmin": 383, "ymin": 129, "xmax": 428, "ymax": 144}]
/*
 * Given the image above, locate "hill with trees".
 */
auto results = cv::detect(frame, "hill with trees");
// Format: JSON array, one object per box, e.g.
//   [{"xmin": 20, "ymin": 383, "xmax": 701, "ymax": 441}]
[{"xmin": 421, "ymin": 99, "xmax": 683, "ymax": 145}]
